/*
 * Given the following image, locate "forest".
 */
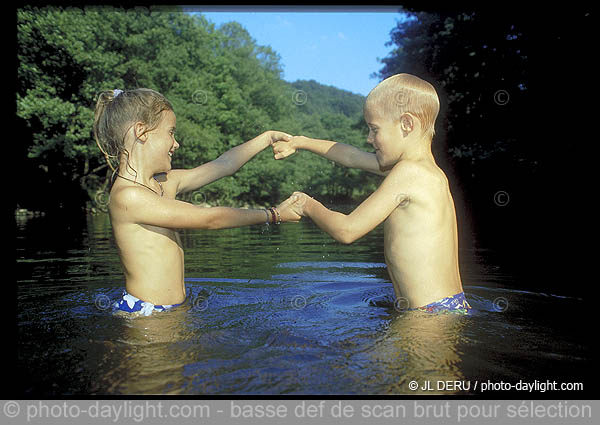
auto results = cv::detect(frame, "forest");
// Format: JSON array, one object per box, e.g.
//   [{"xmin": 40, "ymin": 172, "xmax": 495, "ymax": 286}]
[
  {"xmin": 16, "ymin": 6, "xmax": 377, "ymax": 214},
  {"xmin": 17, "ymin": 5, "xmax": 591, "ymax": 282}
]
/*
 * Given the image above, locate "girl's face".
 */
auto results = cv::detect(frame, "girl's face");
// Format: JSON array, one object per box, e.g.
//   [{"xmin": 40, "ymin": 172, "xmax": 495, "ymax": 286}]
[{"xmin": 143, "ymin": 110, "xmax": 179, "ymax": 172}]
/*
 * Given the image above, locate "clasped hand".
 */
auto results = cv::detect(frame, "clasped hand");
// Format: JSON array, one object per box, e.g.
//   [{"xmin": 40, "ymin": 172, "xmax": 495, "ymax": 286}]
[
  {"xmin": 271, "ymin": 135, "xmax": 310, "ymax": 160},
  {"xmin": 263, "ymin": 132, "xmax": 312, "ymax": 219}
]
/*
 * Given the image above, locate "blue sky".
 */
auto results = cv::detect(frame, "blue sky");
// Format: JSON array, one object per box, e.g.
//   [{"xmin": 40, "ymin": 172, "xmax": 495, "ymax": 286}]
[{"xmin": 186, "ymin": 7, "xmax": 408, "ymax": 96}]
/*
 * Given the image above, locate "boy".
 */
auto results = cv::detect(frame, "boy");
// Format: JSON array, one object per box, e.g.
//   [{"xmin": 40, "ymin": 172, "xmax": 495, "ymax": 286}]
[{"xmin": 273, "ymin": 74, "xmax": 470, "ymax": 313}]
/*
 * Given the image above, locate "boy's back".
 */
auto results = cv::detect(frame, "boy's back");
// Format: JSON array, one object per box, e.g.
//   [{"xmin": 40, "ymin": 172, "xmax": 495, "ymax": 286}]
[{"xmin": 382, "ymin": 158, "xmax": 463, "ymax": 309}]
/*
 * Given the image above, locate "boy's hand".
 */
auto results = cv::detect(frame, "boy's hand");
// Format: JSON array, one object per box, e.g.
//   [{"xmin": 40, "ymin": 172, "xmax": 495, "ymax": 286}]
[
  {"xmin": 263, "ymin": 130, "xmax": 292, "ymax": 147},
  {"xmin": 276, "ymin": 194, "xmax": 303, "ymax": 222},
  {"xmin": 273, "ymin": 135, "xmax": 309, "ymax": 159},
  {"xmin": 280, "ymin": 191, "xmax": 313, "ymax": 217}
]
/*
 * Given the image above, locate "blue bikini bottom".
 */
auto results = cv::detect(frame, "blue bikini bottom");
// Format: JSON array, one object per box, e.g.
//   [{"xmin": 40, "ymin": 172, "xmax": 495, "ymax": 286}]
[{"xmin": 113, "ymin": 290, "xmax": 185, "ymax": 316}]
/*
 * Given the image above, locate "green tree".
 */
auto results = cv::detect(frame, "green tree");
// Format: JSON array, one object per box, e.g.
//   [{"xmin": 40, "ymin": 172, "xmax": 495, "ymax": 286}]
[
  {"xmin": 17, "ymin": 7, "xmax": 287, "ymax": 210},
  {"xmin": 17, "ymin": 6, "xmax": 375, "ymax": 213},
  {"xmin": 373, "ymin": 5, "xmax": 592, "ymax": 282}
]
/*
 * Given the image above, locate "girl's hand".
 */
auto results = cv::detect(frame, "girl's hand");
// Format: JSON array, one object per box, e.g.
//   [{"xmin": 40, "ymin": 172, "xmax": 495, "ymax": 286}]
[
  {"xmin": 279, "ymin": 191, "xmax": 313, "ymax": 218},
  {"xmin": 275, "ymin": 193, "xmax": 304, "ymax": 222},
  {"xmin": 272, "ymin": 135, "xmax": 309, "ymax": 159},
  {"xmin": 264, "ymin": 130, "xmax": 293, "ymax": 147}
]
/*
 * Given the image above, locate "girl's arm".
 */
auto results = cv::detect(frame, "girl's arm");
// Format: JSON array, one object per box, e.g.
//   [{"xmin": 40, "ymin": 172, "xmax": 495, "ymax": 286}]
[
  {"xmin": 171, "ymin": 131, "xmax": 291, "ymax": 195},
  {"xmin": 111, "ymin": 186, "xmax": 301, "ymax": 229}
]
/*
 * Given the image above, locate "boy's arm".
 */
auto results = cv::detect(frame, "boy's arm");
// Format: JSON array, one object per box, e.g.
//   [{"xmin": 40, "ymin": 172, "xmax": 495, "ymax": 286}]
[
  {"xmin": 171, "ymin": 131, "xmax": 291, "ymax": 195},
  {"xmin": 286, "ymin": 165, "xmax": 410, "ymax": 244},
  {"xmin": 273, "ymin": 135, "xmax": 389, "ymax": 176}
]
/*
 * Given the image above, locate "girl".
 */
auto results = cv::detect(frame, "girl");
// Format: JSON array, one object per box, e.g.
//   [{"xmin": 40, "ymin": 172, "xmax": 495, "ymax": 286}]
[{"xmin": 93, "ymin": 88, "xmax": 300, "ymax": 316}]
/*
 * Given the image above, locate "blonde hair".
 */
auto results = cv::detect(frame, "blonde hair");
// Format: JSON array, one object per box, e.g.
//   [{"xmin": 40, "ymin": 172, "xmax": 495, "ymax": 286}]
[
  {"xmin": 93, "ymin": 88, "xmax": 173, "ymax": 172},
  {"xmin": 365, "ymin": 73, "xmax": 440, "ymax": 141}
]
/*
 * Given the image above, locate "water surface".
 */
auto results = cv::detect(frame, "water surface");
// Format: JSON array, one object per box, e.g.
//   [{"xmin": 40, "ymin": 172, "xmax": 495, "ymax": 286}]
[{"xmin": 16, "ymin": 212, "xmax": 591, "ymax": 396}]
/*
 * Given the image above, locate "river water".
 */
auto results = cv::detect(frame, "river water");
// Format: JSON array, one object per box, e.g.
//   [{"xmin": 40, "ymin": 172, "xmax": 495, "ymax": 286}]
[{"xmin": 15, "ymin": 212, "xmax": 591, "ymax": 396}]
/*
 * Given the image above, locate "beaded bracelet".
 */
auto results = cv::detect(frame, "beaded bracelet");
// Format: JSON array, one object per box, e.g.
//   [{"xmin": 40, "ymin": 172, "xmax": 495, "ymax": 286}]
[
  {"xmin": 264, "ymin": 207, "xmax": 281, "ymax": 225},
  {"xmin": 268, "ymin": 207, "xmax": 277, "ymax": 224},
  {"xmin": 273, "ymin": 207, "xmax": 281, "ymax": 224}
]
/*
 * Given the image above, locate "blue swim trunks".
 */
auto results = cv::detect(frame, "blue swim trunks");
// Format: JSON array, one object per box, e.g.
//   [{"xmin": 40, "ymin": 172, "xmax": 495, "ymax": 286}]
[
  {"xmin": 416, "ymin": 292, "xmax": 471, "ymax": 314},
  {"xmin": 113, "ymin": 290, "xmax": 185, "ymax": 316}
]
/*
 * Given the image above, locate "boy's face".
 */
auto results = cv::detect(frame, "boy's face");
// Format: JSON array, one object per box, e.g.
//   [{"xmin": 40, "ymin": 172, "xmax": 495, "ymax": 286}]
[{"xmin": 364, "ymin": 105, "xmax": 403, "ymax": 169}]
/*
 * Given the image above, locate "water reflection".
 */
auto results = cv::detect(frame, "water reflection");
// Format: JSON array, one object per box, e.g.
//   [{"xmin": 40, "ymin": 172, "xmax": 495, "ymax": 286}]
[
  {"xmin": 89, "ymin": 302, "xmax": 197, "ymax": 395},
  {"xmin": 370, "ymin": 310, "xmax": 470, "ymax": 394},
  {"xmin": 16, "ymin": 213, "xmax": 593, "ymax": 396}
]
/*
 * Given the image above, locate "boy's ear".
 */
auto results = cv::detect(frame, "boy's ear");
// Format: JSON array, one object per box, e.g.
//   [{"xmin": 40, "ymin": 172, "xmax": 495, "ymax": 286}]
[{"xmin": 399, "ymin": 113, "xmax": 415, "ymax": 136}]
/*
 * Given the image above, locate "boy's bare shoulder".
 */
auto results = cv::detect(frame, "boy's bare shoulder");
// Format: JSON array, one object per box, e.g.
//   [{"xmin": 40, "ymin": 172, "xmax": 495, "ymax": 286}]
[
  {"xmin": 385, "ymin": 160, "xmax": 449, "ymax": 201},
  {"xmin": 388, "ymin": 159, "xmax": 435, "ymax": 182}
]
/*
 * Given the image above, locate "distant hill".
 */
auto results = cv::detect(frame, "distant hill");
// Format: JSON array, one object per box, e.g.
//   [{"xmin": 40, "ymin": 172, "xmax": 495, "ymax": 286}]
[
  {"xmin": 288, "ymin": 79, "xmax": 365, "ymax": 120},
  {"xmin": 267, "ymin": 78, "xmax": 380, "ymax": 204}
]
